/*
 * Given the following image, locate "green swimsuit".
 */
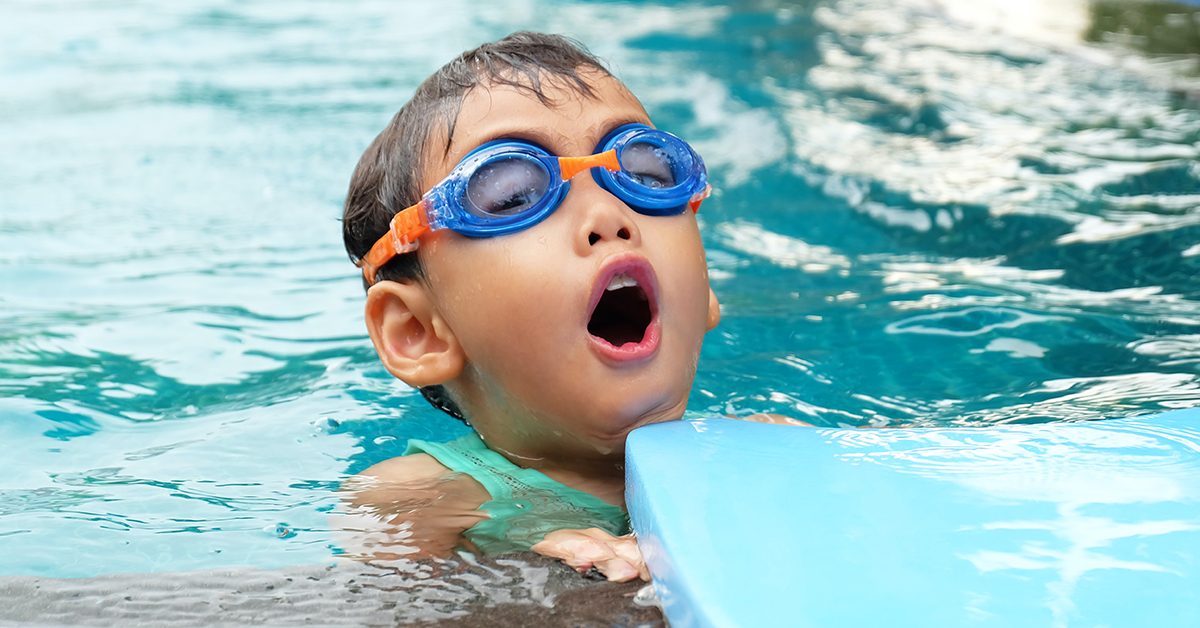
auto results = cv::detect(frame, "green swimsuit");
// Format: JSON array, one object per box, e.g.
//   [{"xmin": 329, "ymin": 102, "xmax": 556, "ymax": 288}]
[{"xmin": 404, "ymin": 432, "xmax": 630, "ymax": 554}]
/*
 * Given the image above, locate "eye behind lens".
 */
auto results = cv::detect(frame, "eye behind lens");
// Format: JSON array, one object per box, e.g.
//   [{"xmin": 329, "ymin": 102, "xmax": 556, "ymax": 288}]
[
  {"xmin": 464, "ymin": 154, "xmax": 552, "ymax": 218},
  {"xmin": 618, "ymin": 142, "xmax": 679, "ymax": 189},
  {"xmin": 615, "ymin": 134, "xmax": 701, "ymax": 194},
  {"xmin": 620, "ymin": 127, "xmax": 702, "ymax": 178},
  {"xmin": 592, "ymin": 129, "xmax": 706, "ymax": 214}
]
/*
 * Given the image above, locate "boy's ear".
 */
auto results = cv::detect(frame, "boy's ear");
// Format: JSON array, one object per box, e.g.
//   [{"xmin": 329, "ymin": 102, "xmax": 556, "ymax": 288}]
[
  {"xmin": 364, "ymin": 281, "xmax": 464, "ymax": 387},
  {"xmin": 706, "ymin": 287, "xmax": 721, "ymax": 331}
]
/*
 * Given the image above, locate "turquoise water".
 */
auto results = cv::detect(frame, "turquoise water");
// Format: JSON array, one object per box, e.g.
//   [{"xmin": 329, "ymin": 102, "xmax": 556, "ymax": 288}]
[{"xmin": 2, "ymin": 0, "xmax": 1199, "ymax": 579}]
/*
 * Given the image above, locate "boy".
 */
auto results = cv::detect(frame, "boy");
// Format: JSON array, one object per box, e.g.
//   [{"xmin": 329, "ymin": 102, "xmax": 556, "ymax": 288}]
[{"xmin": 340, "ymin": 32, "xmax": 742, "ymax": 582}]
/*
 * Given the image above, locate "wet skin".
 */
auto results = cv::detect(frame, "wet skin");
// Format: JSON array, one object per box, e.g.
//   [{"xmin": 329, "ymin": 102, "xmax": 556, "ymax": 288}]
[
  {"xmin": 348, "ymin": 71, "xmax": 720, "ymax": 581},
  {"xmin": 366, "ymin": 72, "xmax": 719, "ymax": 498}
]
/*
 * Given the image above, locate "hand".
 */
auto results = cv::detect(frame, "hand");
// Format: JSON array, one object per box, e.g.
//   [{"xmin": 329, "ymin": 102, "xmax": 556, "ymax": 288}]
[
  {"xmin": 742, "ymin": 413, "xmax": 813, "ymax": 426},
  {"xmin": 531, "ymin": 528, "xmax": 649, "ymax": 583}
]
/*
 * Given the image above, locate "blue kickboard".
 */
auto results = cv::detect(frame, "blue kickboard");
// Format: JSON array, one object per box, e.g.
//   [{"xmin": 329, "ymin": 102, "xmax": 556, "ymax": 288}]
[{"xmin": 625, "ymin": 409, "xmax": 1200, "ymax": 628}]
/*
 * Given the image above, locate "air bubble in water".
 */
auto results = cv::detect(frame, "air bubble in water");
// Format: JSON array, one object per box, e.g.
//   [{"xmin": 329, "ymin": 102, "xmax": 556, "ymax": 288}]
[{"xmin": 268, "ymin": 522, "xmax": 297, "ymax": 539}]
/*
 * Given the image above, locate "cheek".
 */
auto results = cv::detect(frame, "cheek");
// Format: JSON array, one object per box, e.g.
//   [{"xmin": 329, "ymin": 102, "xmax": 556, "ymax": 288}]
[
  {"xmin": 653, "ymin": 222, "xmax": 712, "ymax": 327},
  {"xmin": 424, "ymin": 237, "xmax": 580, "ymax": 367}
]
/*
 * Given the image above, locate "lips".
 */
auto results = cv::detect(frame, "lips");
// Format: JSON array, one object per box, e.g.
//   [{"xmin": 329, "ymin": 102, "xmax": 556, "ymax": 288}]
[{"xmin": 586, "ymin": 255, "xmax": 661, "ymax": 363}]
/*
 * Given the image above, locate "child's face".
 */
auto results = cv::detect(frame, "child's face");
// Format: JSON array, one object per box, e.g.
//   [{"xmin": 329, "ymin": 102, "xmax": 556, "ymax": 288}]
[{"xmin": 413, "ymin": 72, "xmax": 718, "ymax": 456}]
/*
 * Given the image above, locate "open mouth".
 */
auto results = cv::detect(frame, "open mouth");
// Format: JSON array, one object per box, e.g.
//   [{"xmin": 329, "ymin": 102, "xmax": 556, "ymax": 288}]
[
  {"xmin": 588, "ymin": 273, "xmax": 653, "ymax": 345},
  {"xmin": 586, "ymin": 258, "xmax": 660, "ymax": 362}
]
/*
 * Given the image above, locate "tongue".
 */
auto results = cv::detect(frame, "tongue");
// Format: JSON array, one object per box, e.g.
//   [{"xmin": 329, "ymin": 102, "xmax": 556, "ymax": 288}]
[{"xmin": 588, "ymin": 285, "xmax": 651, "ymax": 345}]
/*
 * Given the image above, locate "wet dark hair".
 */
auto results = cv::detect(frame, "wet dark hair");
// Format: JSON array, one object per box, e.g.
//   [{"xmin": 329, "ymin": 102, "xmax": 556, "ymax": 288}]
[{"xmin": 341, "ymin": 32, "xmax": 613, "ymax": 422}]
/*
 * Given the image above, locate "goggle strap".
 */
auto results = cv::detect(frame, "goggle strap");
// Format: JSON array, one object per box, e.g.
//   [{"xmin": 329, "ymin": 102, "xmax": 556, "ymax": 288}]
[
  {"xmin": 558, "ymin": 149, "xmax": 620, "ymax": 181},
  {"xmin": 357, "ymin": 201, "xmax": 430, "ymax": 284},
  {"xmin": 688, "ymin": 183, "xmax": 712, "ymax": 213}
]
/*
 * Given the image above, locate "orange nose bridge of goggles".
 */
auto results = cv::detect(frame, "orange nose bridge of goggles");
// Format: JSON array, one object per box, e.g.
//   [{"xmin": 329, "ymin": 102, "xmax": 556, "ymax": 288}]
[{"xmin": 558, "ymin": 149, "xmax": 620, "ymax": 181}]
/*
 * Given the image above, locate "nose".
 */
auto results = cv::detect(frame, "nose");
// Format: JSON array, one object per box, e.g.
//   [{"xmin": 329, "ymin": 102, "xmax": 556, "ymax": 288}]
[{"xmin": 571, "ymin": 181, "xmax": 642, "ymax": 256}]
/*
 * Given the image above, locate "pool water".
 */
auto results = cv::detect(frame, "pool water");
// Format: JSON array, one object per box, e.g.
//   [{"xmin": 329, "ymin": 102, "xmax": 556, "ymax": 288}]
[{"xmin": 2, "ymin": 0, "xmax": 1199, "ymax": 598}]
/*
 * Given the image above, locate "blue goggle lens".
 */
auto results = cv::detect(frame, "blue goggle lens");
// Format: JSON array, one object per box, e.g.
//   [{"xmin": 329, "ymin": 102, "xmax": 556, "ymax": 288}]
[
  {"xmin": 464, "ymin": 154, "xmax": 552, "ymax": 218},
  {"xmin": 599, "ymin": 126, "xmax": 705, "ymax": 213},
  {"xmin": 618, "ymin": 140, "xmax": 680, "ymax": 189}
]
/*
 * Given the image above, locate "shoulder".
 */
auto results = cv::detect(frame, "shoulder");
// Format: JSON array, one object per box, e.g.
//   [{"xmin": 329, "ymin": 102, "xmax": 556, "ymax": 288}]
[
  {"xmin": 345, "ymin": 453, "xmax": 486, "ymax": 508},
  {"xmin": 358, "ymin": 452, "xmax": 452, "ymax": 483},
  {"xmin": 343, "ymin": 452, "xmax": 490, "ymax": 515},
  {"xmin": 335, "ymin": 453, "xmax": 491, "ymax": 558}
]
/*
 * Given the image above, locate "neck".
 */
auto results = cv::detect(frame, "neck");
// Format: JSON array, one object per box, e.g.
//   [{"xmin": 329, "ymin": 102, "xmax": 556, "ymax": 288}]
[
  {"xmin": 506, "ymin": 446, "xmax": 628, "ymax": 508},
  {"xmin": 469, "ymin": 417, "xmax": 629, "ymax": 508},
  {"xmin": 452, "ymin": 372, "xmax": 634, "ymax": 507}
]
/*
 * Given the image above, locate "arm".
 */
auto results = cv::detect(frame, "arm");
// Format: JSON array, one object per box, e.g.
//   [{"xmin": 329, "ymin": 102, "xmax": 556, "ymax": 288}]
[{"xmin": 333, "ymin": 453, "xmax": 490, "ymax": 560}]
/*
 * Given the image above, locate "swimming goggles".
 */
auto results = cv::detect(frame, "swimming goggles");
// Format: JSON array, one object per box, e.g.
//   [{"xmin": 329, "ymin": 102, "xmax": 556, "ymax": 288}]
[{"xmin": 356, "ymin": 123, "xmax": 710, "ymax": 284}]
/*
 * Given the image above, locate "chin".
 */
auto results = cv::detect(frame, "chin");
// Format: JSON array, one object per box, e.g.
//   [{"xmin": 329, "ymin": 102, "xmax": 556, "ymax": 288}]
[{"xmin": 608, "ymin": 387, "xmax": 690, "ymax": 434}]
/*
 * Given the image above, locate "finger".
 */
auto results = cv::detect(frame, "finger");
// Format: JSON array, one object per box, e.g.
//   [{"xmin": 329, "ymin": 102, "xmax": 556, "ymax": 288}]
[
  {"xmin": 634, "ymin": 554, "xmax": 650, "ymax": 581},
  {"xmin": 593, "ymin": 556, "xmax": 639, "ymax": 582},
  {"xmin": 606, "ymin": 535, "xmax": 648, "ymax": 579},
  {"xmin": 532, "ymin": 533, "xmax": 616, "ymax": 571},
  {"xmin": 538, "ymin": 549, "xmax": 597, "ymax": 574},
  {"xmin": 531, "ymin": 530, "xmax": 591, "ymax": 559},
  {"xmin": 621, "ymin": 547, "xmax": 649, "ymax": 581},
  {"xmin": 530, "ymin": 535, "xmax": 572, "ymax": 560},
  {"xmin": 610, "ymin": 536, "xmax": 642, "ymax": 566},
  {"xmin": 561, "ymin": 535, "xmax": 617, "ymax": 561}
]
